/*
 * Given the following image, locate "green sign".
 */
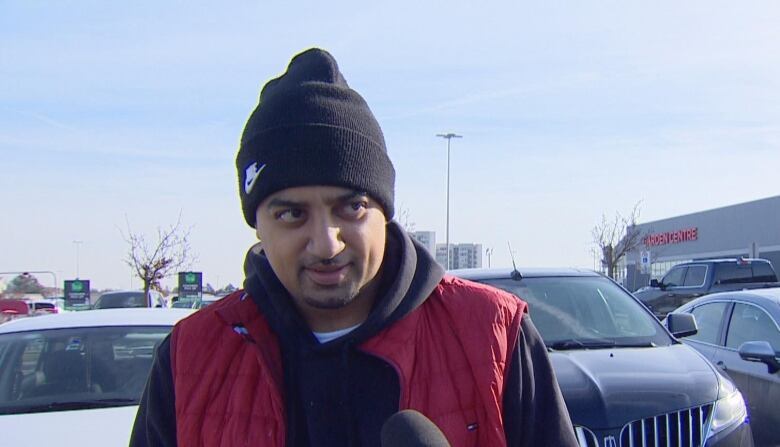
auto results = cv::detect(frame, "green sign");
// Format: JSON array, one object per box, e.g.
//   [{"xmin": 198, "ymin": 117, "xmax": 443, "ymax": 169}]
[
  {"xmin": 178, "ymin": 271, "xmax": 202, "ymax": 300},
  {"xmin": 64, "ymin": 279, "xmax": 90, "ymax": 305}
]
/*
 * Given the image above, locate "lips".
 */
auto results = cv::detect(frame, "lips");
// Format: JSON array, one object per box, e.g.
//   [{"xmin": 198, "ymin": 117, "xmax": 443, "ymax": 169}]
[{"xmin": 304, "ymin": 264, "xmax": 350, "ymax": 286}]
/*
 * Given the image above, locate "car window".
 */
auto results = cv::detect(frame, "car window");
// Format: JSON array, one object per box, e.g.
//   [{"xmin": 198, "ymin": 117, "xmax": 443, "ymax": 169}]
[
  {"xmin": 683, "ymin": 265, "xmax": 707, "ymax": 287},
  {"xmin": 662, "ymin": 267, "xmax": 687, "ymax": 287},
  {"xmin": 480, "ymin": 276, "xmax": 670, "ymax": 347},
  {"xmin": 687, "ymin": 302, "xmax": 729, "ymax": 344},
  {"xmin": 714, "ymin": 263, "xmax": 752, "ymax": 284},
  {"xmin": 95, "ymin": 292, "xmax": 146, "ymax": 309},
  {"xmin": 752, "ymin": 262, "xmax": 778, "ymax": 282},
  {"xmin": 725, "ymin": 303, "xmax": 780, "ymax": 353},
  {"xmin": 0, "ymin": 326, "xmax": 171, "ymax": 415}
]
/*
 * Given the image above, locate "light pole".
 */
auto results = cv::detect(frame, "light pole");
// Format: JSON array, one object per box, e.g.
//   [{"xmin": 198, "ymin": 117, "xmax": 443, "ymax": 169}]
[
  {"xmin": 72, "ymin": 240, "xmax": 84, "ymax": 279},
  {"xmin": 436, "ymin": 132, "xmax": 462, "ymax": 269}
]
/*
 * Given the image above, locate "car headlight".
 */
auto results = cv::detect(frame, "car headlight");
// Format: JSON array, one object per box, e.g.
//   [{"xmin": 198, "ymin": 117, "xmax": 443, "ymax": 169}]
[{"xmin": 706, "ymin": 377, "xmax": 748, "ymax": 440}]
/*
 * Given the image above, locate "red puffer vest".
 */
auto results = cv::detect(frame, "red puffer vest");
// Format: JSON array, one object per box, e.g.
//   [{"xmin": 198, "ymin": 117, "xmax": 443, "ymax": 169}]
[{"xmin": 170, "ymin": 275, "xmax": 526, "ymax": 447}]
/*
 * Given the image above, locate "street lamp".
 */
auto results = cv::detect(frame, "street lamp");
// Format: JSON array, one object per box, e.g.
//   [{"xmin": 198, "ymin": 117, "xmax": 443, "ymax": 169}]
[
  {"xmin": 436, "ymin": 132, "xmax": 462, "ymax": 269},
  {"xmin": 72, "ymin": 240, "xmax": 83, "ymax": 278}
]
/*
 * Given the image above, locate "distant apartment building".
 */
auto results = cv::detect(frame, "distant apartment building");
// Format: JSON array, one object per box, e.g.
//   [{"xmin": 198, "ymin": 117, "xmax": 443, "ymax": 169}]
[
  {"xmin": 436, "ymin": 243, "xmax": 483, "ymax": 270},
  {"xmin": 409, "ymin": 231, "xmax": 436, "ymax": 255},
  {"xmin": 409, "ymin": 230, "xmax": 483, "ymax": 269}
]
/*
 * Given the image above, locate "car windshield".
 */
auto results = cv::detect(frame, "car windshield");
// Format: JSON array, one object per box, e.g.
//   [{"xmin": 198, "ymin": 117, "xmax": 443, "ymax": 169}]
[
  {"xmin": 94, "ymin": 292, "xmax": 146, "ymax": 309},
  {"xmin": 480, "ymin": 276, "xmax": 673, "ymax": 349},
  {"xmin": 0, "ymin": 325, "xmax": 170, "ymax": 415}
]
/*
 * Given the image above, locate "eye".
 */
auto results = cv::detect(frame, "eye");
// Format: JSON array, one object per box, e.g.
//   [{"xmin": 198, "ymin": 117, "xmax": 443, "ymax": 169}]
[
  {"xmin": 275, "ymin": 208, "xmax": 305, "ymax": 223},
  {"xmin": 341, "ymin": 199, "xmax": 368, "ymax": 218}
]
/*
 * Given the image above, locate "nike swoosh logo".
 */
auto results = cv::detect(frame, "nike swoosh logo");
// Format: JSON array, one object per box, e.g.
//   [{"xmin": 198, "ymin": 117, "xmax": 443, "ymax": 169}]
[{"xmin": 244, "ymin": 162, "xmax": 266, "ymax": 194}]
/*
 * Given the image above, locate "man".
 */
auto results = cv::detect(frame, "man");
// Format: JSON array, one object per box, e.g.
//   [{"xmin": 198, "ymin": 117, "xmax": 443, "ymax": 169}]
[{"xmin": 130, "ymin": 48, "xmax": 578, "ymax": 447}]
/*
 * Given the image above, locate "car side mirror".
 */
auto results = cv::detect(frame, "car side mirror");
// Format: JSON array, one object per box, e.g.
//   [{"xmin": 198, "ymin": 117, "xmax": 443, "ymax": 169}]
[
  {"xmin": 738, "ymin": 341, "xmax": 780, "ymax": 374},
  {"xmin": 666, "ymin": 313, "xmax": 698, "ymax": 338},
  {"xmin": 650, "ymin": 279, "xmax": 659, "ymax": 288}
]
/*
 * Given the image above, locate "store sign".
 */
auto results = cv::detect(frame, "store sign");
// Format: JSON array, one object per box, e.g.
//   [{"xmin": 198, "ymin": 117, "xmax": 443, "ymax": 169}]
[
  {"xmin": 178, "ymin": 271, "xmax": 202, "ymax": 300},
  {"xmin": 64, "ymin": 279, "xmax": 90, "ymax": 305},
  {"xmin": 644, "ymin": 227, "xmax": 698, "ymax": 247}
]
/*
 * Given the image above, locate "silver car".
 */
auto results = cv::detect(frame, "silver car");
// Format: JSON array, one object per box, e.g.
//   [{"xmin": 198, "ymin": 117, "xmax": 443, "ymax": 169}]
[{"xmin": 668, "ymin": 288, "xmax": 780, "ymax": 447}]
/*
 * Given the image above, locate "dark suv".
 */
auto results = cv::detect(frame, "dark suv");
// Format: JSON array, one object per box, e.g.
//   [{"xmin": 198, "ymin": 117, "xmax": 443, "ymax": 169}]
[
  {"xmin": 451, "ymin": 268, "xmax": 753, "ymax": 447},
  {"xmin": 634, "ymin": 258, "xmax": 779, "ymax": 318}
]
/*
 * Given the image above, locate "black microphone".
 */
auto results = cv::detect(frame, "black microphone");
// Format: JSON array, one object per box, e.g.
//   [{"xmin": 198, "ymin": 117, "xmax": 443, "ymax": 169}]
[{"xmin": 380, "ymin": 409, "xmax": 452, "ymax": 447}]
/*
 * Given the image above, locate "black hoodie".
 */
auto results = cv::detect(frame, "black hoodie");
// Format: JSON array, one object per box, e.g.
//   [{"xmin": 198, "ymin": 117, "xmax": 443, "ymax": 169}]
[{"xmin": 130, "ymin": 222, "xmax": 578, "ymax": 446}]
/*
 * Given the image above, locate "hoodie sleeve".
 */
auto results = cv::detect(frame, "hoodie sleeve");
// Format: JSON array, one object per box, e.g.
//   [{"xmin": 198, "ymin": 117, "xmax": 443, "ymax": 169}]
[
  {"xmin": 502, "ymin": 314, "xmax": 579, "ymax": 447},
  {"xmin": 129, "ymin": 335, "xmax": 178, "ymax": 447}
]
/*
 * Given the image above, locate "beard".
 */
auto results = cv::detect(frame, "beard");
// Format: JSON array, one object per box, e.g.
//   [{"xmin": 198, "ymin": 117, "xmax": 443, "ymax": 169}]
[{"xmin": 298, "ymin": 282, "xmax": 362, "ymax": 310}]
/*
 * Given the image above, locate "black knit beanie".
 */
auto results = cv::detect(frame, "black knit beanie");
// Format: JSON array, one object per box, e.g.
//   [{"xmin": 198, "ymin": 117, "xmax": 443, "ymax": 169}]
[{"xmin": 236, "ymin": 48, "xmax": 395, "ymax": 228}]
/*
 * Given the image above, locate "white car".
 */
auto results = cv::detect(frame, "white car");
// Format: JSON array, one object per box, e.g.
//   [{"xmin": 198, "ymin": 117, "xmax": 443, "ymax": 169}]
[{"xmin": 0, "ymin": 308, "xmax": 193, "ymax": 447}]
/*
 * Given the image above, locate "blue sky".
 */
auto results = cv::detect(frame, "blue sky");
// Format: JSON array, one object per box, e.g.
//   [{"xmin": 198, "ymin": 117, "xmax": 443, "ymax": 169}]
[{"xmin": 2, "ymin": 1, "xmax": 779, "ymax": 290}]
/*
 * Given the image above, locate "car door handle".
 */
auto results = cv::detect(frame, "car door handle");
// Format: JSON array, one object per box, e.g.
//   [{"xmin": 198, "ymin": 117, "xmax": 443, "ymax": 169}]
[{"xmin": 716, "ymin": 361, "xmax": 727, "ymax": 371}]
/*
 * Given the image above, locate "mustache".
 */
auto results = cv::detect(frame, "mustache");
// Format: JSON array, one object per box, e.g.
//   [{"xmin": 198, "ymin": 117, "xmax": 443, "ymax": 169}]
[{"xmin": 303, "ymin": 256, "xmax": 348, "ymax": 269}]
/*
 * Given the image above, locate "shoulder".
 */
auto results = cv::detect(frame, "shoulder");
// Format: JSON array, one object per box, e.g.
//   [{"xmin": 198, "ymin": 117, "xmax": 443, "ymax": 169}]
[
  {"xmin": 435, "ymin": 275, "xmax": 526, "ymax": 310},
  {"xmin": 172, "ymin": 291, "xmax": 246, "ymax": 341},
  {"xmin": 424, "ymin": 275, "xmax": 527, "ymax": 330},
  {"xmin": 177, "ymin": 291, "xmax": 241, "ymax": 324}
]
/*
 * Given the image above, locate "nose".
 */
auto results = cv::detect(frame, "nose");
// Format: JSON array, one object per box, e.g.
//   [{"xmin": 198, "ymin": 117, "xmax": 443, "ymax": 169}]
[{"xmin": 306, "ymin": 215, "xmax": 345, "ymax": 260}]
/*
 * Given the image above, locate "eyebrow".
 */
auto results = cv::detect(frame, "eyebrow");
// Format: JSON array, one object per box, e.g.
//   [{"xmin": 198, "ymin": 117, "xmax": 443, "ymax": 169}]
[{"xmin": 265, "ymin": 190, "xmax": 368, "ymax": 209}]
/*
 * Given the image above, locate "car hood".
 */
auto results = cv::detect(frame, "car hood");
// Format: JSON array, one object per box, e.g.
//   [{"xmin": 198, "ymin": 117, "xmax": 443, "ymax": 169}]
[
  {"xmin": 0, "ymin": 405, "xmax": 138, "ymax": 446},
  {"xmin": 552, "ymin": 344, "xmax": 719, "ymax": 430}
]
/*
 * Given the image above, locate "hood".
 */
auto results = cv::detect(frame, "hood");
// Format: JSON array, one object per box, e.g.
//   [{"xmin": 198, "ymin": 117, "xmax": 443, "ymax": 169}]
[
  {"xmin": 242, "ymin": 220, "xmax": 444, "ymax": 349},
  {"xmin": 551, "ymin": 344, "xmax": 719, "ymax": 430},
  {"xmin": 0, "ymin": 405, "xmax": 138, "ymax": 447}
]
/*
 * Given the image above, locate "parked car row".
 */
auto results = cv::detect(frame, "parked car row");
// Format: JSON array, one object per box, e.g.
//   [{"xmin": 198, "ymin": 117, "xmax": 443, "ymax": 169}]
[
  {"xmin": 629, "ymin": 257, "xmax": 780, "ymax": 445},
  {"xmin": 634, "ymin": 257, "xmax": 779, "ymax": 319},
  {"xmin": 3, "ymin": 266, "xmax": 777, "ymax": 446},
  {"xmin": 1, "ymin": 290, "xmax": 168, "ymax": 324},
  {"xmin": 0, "ymin": 299, "xmax": 62, "ymax": 325},
  {"xmin": 2, "ymin": 290, "xmax": 231, "ymax": 318}
]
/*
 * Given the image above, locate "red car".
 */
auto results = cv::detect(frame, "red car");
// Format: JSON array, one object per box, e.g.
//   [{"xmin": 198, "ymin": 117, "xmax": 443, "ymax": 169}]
[{"xmin": 0, "ymin": 300, "xmax": 30, "ymax": 324}]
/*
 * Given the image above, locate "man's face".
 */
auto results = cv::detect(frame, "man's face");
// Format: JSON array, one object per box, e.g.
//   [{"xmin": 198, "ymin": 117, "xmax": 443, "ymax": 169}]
[{"xmin": 255, "ymin": 185, "xmax": 387, "ymax": 320}]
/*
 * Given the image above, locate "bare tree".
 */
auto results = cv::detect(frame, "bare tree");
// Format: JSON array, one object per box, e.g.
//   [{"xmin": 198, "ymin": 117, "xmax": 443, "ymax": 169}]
[
  {"xmin": 397, "ymin": 205, "xmax": 416, "ymax": 233},
  {"xmin": 592, "ymin": 201, "xmax": 644, "ymax": 279},
  {"xmin": 121, "ymin": 214, "xmax": 195, "ymax": 301}
]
